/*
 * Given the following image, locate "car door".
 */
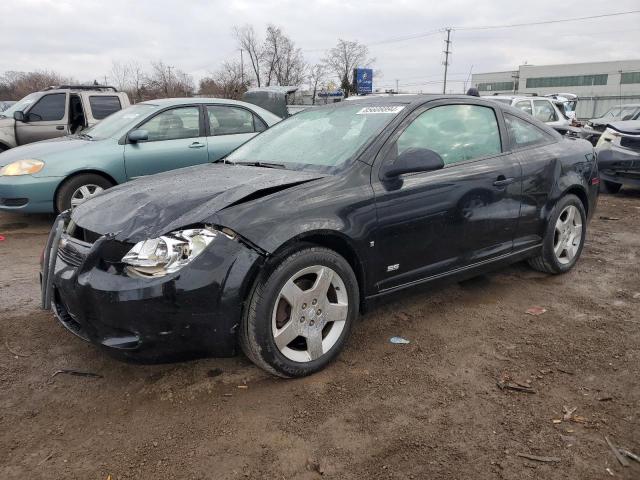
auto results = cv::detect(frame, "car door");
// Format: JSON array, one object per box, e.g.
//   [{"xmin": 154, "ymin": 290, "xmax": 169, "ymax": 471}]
[
  {"xmin": 514, "ymin": 99, "xmax": 533, "ymax": 117},
  {"xmin": 205, "ymin": 105, "xmax": 267, "ymax": 161},
  {"xmin": 503, "ymin": 112, "xmax": 561, "ymax": 250},
  {"xmin": 123, "ymin": 105, "xmax": 209, "ymax": 179},
  {"xmin": 533, "ymin": 99, "xmax": 560, "ymax": 126},
  {"xmin": 15, "ymin": 93, "xmax": 69, "ymax": 145},
  {"xmin": 371, "ymin": 101, "xmax": 522, "ymax": 292}
]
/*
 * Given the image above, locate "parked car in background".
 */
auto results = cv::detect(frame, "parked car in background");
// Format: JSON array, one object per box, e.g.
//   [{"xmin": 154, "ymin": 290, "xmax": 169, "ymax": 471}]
[
  {"xmin": 484, "ymin": 95, "xmax": 571, "ymax": 133},
  {"xmin": 0, "ymin": 85, "xmax": 130, "ymax": 151},
  {"xmin": 41, "ymin": 95, "xmax": 598, "ymax": 377},
  {"xmin": 544, "ymin": 93, "xmax": 578, "ymax": 121},
  {"xmin": 580, "ymin": 104, "xmax": 640, "ymax": 145},
  {"xmin": 0, "ymin": 98, "xmax": 280, "ymax": 212},
  {"xmin": 595, "ymin": 120, "xmax": 640, "ymax": 193},
  {"xmin": 0, "ymin": 100, "xmax": 16, "ymax": 112}
]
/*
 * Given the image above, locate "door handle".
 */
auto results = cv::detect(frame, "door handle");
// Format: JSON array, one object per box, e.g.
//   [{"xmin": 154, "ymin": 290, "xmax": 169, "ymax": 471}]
[
  {"xmin": 189, "ymin": 142, "xmax": 205, "ymax": 148},
  {"xmin": 493, "ymin": 175, "xmax": 515, "ymax": 187},
  {"xmin": 56, "ymin": 126, "xmax": 65, "ymax": 131}
]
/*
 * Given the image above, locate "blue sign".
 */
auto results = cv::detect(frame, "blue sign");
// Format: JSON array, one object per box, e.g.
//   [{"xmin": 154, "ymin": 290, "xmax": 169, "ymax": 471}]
[{"xmin": 354, "ymin": 68, "xmax": 373, "ymax": 94}]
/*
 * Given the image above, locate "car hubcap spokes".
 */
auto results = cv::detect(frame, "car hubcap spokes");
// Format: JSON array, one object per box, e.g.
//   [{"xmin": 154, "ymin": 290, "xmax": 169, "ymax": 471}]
[
  {"xmin": 553, "ymin": 205, "xmax": 582, "ymax": 265},
  {"xmin": 272, "ymin": 265, "xmax": 348, "ymax": 363},
  {"xmin": 70, "ymin": 184, "xmax": 104, "ymax": 209}
]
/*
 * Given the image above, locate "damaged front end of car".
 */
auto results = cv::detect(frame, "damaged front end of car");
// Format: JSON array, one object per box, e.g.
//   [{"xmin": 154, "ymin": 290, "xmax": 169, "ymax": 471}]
[
  {"xmin": 596, "ymin": 122, "xmax": 640, "ymax": 190},
  {"xmin": 41, "ymin": 213, "xmax": 267, "ymax": 361}
]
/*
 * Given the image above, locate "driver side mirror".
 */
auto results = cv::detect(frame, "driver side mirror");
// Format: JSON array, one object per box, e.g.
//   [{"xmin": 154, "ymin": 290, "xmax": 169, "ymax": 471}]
[
  {"xmin": 382, "ymin": 147, "xmax": 445, "ymax": 179},
  {"xmin": 13, "ymin": 111, "xmax": 25, "ymax": 122},
  {"xmin": 128, "ymin": 129, "xmax": 149, "ymax": 143}
]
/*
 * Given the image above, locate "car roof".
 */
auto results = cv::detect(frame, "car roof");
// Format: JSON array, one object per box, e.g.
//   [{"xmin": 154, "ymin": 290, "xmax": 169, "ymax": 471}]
[{"xmin": 139, "ymin": 97, "xmax": 268, "ymax": 107}]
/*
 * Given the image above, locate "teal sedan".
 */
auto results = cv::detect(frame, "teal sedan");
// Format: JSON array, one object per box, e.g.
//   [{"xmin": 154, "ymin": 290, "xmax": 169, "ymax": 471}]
[{"xmin": 0, "ymin": 98, "xmax": 280, "ymax": 213}]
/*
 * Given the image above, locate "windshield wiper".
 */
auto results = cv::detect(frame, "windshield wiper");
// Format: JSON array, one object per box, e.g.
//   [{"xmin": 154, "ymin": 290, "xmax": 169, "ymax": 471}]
[{"xmin": 234, "ymin": 161, "xmax": 287, "ymax": 169}]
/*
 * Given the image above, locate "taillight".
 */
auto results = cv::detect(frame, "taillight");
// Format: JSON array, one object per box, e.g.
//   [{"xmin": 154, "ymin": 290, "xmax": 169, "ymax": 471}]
[{"xmin": 591, "ymin": 177, "xmax": 600, "ymax": 186}]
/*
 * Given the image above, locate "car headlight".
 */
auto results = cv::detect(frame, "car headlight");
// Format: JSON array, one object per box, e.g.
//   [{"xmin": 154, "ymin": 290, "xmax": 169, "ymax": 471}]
[
  {"xmin": 122, "ymin": 227, "xmax": 220, "ymax": 277},
  {"xmin": 596, "ymin": 128, "xmax": 621, "ymax": 147},
  {"xmin": 0, "ymin": 159, "xmax": 45, "ymax": 176}
]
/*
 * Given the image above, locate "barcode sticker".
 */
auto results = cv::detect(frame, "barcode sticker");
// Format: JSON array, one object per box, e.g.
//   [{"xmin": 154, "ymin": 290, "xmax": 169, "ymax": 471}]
[{"xmin": 356, "ymin": 106, "xmax": 405, "ymax": 115}]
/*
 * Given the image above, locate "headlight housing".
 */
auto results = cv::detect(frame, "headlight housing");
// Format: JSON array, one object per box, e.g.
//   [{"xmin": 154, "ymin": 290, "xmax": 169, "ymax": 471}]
[
  {"xmin": 0, "ymin": 159, "xmax": 45, "ymax": 176},
  {"xmin": 122, "ymin": 227, "xmax": 220, "ymax": 277}
]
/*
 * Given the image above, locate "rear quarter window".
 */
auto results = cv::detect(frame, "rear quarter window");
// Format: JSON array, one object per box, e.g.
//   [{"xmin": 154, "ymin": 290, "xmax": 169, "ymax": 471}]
[{"xmin": 89, "ymin": 96, "xmax": 122, "ymax": 120}]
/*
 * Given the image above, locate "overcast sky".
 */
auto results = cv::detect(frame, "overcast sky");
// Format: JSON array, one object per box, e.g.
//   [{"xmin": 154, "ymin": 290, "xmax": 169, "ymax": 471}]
[{"xmin": 1, "ymin": 0, "xmax": 639, "ymax": 93}]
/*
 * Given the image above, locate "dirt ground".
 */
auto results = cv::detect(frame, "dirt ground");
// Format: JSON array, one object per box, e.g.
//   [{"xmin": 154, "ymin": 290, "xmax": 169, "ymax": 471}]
[{"xmin": 0, "ymin": 191, "xmax": 639, "ymax": 480}]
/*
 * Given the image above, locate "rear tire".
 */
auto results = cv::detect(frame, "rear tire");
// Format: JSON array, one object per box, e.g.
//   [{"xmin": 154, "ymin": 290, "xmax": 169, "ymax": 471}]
[
  {"xmin": 528, "ymin": 194, "xmax": 586, "ymax": 275},
  {"xmin": 55, "ymin": 173, "xmax": 113, "ymax": 213},
  {"xmin": 600, "ymin": 180, "xmax": 622, "ymax": 194},
  {"xmin": 240, "ymin": 245, "xmax": 359, "ymax": 378}
]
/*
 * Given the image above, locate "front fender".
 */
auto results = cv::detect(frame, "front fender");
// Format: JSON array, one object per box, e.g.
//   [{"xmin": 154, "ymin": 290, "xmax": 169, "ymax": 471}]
[{"xmin": 0, "ymin": 126, "xmax": 17, "ymax": 149}]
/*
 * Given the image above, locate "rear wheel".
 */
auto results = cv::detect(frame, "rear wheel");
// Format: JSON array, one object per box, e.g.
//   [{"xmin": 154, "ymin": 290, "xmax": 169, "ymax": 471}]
[
  {"xmin": 240, "ymin": 246, "xmax": 358, "ymax": 378},
  {"xmin": 55, "ymin": 173, "xmax": 113, "ymax": 212},
  {"xmin": 600, "ymin": 180, "xmax": 622, "ymax": 194},
  {"xmin": 528, "ymin": 194, "xmax": 586, "ymax": 274}
]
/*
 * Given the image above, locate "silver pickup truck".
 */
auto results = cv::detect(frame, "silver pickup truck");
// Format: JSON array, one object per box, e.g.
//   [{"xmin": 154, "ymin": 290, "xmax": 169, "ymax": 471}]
[{"xmin": 0, "ymin": 85, "xmax": 130, "ymax": 151}]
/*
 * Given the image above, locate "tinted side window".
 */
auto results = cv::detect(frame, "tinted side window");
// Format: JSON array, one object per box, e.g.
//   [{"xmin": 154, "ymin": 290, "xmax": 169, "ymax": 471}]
[
  {"xmin": 89, "ymin": 96, "xmax": 122, "ymax": 120},
  {"xmin": 515, "ymin": 100, "xmax": 532, "ymax": 116},
  {"xmin": 396, "ymin": 104, "xmax": 502, "ymax": 165},
  {"xmin": 140, "ymin": 107, "xmax": 200, "ymax": 142},
  {"xmin": 533, "ymin": 100, "xmax": 557, "ymax": 122},
  {"xmin": 28, "ymin": 93, "xmax": 66, "ymax": 121},
  {"xmin": 254, "ymin": 115, "xmax": 267, "ymax": 132},
  {"xmin": 207, "ymin": 106, "xmax": 255, "ymax": 135},
  {"xmin": 505, "ymin": 113, "xmax": 552, "ymax": 149}
]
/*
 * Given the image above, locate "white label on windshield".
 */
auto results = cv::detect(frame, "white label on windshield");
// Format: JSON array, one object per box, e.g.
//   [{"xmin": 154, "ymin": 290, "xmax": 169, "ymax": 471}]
[{"xmin": 356, "ymin": 106, "xmax": 405, "ymax": 115}]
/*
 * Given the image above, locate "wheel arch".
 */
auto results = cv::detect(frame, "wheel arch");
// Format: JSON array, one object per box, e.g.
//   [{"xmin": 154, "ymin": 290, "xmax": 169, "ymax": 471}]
[
  {"xmin": 562, "ymin": 185, "xmax": 589, "ymax": 216},
  {"xmin": 266, "ymin": 230, "xmax": 367, "ymax": 313},
  {"xmin": 52, "ymin": 169, "xmax": 118, "ymax": 213}
]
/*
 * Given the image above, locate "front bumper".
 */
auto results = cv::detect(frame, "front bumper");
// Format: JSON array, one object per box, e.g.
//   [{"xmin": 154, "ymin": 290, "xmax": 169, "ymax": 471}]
[
  {"xmin": 0, "ymin": 175, "xmax": 61, "ymax": 212},
  {"xmin": 43, "ymin": 218, "xmax": 265, "ymax": 361},
  {"xmin": 596, "ymin": 144, "xmax": 640, "ymax": 187}
]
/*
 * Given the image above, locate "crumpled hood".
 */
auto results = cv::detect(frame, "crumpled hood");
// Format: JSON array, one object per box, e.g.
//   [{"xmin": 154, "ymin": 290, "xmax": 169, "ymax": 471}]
[
  {"xmin": 0, "ymin": 136, "xmax": 93, "ymax": 167},
  {"xmin": 607, "ymin": 120, "xmax": 640, "ymax": 135},
  {"xmin": 71, "ymin": 163, "xmax": 326, "ymax": 243}
]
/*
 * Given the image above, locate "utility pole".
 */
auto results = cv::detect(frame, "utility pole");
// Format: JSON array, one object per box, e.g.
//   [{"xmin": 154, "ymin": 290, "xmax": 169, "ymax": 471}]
[
  {"xmin": 512, "ymin": 71, "xmax": 520, "ymax": 94},
  {"xmin": 395, "ymin": 79, "xmax": 399, "ymax": 93},
  {"xmin": 166, "ymin": 65, "xmax": 173, "ymax": 96},
  {"xmin": 442, "ymin": 28, "xmax": 452, "ymax": 94},
  {"xmin": 240, "ymin": 49, "xmax": 245, "ymax": 87}
]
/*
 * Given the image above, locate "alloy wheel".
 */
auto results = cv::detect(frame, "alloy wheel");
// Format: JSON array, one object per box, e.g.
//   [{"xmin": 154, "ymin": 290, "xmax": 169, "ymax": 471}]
[
  {"xmin": 271, "ymin": 265, "xmax": 349, "ymax": 363},
  {"xmin": 70, "ymin": 184, "xmax": 104, "ymax": 209},
  {"xmin": 553, "ymin": 205, "xmax": 582, "ymax": 265}
]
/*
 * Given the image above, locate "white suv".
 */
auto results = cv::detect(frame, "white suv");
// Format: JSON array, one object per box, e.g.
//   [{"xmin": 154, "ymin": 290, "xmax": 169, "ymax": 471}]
[{"xmin": 484, "ymin": 95, "xmax": 571, "ymax": 132}]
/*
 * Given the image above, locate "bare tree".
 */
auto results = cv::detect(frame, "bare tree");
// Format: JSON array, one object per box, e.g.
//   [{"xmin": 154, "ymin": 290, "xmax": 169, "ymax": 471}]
[
  {"xmin": 324, "ymin": 39, "xmax": 373, "ymax": 97},
  {"xmin": 234, "ymin": 25, "xmax": 263, "ymax": 87},
  {"xmin": 0, "ymin": 70, "xmax": 75, "ymax": 100},
  {"xmin": 307, "ymin": 64, "xmax": 327, "ymax": 105},
  {"xmin": 144, "ymin": 61, "xmax": 194, "ymax": 98},
  {"xmin": 199, "ymin": 60, "xmax": 246, "ymax": 100}
]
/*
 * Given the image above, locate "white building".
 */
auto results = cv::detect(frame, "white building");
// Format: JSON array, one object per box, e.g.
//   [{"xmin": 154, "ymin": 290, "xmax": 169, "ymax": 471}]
[{"xmin": 472, "ymin": 59, "xmax": 640, "ymax": 119}]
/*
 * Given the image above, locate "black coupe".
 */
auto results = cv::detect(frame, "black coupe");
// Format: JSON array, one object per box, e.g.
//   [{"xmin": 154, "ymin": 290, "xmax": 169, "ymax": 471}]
[{"xmin": 41, "ymin": 95, "xmax": 599, "ymax": 377}]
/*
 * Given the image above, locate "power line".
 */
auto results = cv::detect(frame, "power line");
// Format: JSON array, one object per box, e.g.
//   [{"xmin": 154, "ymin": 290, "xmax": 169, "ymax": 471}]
[{"xmin": 456, "ymin": 9, "xmax": 640, "ymax": 31}]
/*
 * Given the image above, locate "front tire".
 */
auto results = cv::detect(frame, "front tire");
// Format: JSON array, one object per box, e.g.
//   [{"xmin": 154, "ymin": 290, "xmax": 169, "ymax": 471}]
[
  {"xmin": 528, "ymin": 194, "xmax": 586, "ymax": 274},
  {"xmin": 600, "ymin": 180, "xmax": 622, "ymax": 194},
  {"xmin": 55, "ymin": 173, "xmax": 113, "ymax": 212},
  {"xmin": 240, "ymin": 246, "xmax": 359, "ymax": 378}
]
